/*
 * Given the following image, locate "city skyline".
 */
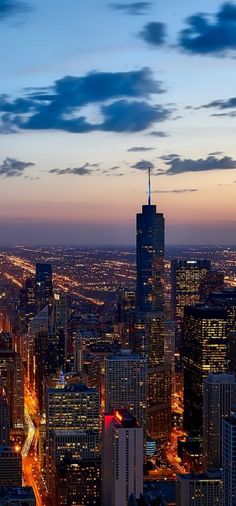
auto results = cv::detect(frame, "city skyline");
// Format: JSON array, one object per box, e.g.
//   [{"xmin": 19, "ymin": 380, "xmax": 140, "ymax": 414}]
[{"xmin": 0, "ymin": 0, "xmax": 236, "ymax": 245}]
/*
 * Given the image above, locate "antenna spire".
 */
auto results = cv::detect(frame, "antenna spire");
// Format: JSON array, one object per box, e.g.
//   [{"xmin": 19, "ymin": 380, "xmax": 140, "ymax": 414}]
[{"xmin": 148, "ymin": 166, "xmax": 151, "ymax": 205}]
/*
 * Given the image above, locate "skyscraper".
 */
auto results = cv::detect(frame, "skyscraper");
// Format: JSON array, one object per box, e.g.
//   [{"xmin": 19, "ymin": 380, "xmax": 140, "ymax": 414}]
[
  {"xmin": 0, "ymin": 387, "xmax": 10, "ymax": 445},
  {"xmin": 102, "ymin": 409, "xmax": 143, "ymax": 506},
  {"xmin": 222, "ymin": 413, "xmax": 236, "ymax": 506},
  {"xmin": 36, "ymin": 263, "xmax": 53, "ymax": 312},
  {"xmin": 136, "ymin": 169, "xmax": 164, "ymax": 313},
  {"xmin": 183, "ymin": 305, "xmax": 228, "ymax": 436},
  {"xmin": 105, "ymin": 349, "xmax": 147, "ymax": 431},
  {"xmin": 0, "ymin": 350, "xmax": 24, "ymax": 431},
  {"xmin": 176, "ymin": 470, "xmax": 223, "ymax": 506},
  {"xmin": 203, "ymin": 372, "xmax": 236, "ymax": 470},
  {"xmin": 134, "ymin": 171, "xmax": 171, "ymax": 442},
  {"xmin": 171, "ymin": 260, "xmax": 211, "ymax": 320}
]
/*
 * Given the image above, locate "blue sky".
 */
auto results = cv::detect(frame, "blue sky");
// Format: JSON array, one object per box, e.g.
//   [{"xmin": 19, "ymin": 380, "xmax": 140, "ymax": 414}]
[{"xmin": 0, "ymin": 0, "xmax": 236, "ymax": 245}]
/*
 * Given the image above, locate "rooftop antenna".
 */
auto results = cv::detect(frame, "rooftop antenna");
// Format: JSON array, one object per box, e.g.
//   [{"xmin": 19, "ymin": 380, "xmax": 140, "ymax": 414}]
[{"xmin": 148, "ymin": 166, "xmax": 151, "ymax": 205}]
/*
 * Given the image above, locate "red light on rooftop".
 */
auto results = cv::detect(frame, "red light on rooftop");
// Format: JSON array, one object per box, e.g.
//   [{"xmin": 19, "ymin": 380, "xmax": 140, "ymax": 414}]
[{"xmin": 114, "ymin": 410, "xmax": 123, "ymax": 422}]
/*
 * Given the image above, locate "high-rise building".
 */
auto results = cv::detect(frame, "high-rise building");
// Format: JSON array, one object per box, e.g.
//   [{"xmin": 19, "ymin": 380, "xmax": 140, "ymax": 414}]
[
  {"xmin": 105, "ymin": 349, "xmax": 147, "ymax": 431},
  {"xmin": 199, "ymin": 271, "xmax": 224, "ymax": 303},
  {"xmin": 46, "ymin": 382, "xmax": 100, "ymax": 494},
  {"xmin": 171, "ymin": 260, "xmax": 211, "ymax": 320},
  {"xmin": 164, "ymin": 320, "xmax": 176, "ymax": 395},
  {"xmin": 222, "ymin": 413, "xmax": 236, "ymax": 506},
  {"xmin": 0, "ymin": 387, "xmax": 10, "ymax": 445},
  {"xmin": 209, "ymin": 289, "xmax": 236, "ymax": 372},
  {"xmin": 134, "ymin": 171, "xmax": 171, "ymax": 443},
  {"xmin": 0, "ymin": 350, "xmax": 24, "ymax": 431},
  {"xmin": 55, "ymin": 457, "xmax": 101, "ymax": 506},
  {"xmin": 36, "ymin": 263, "xmax": 53, "ymax": 312},
  {"xmin": 136, "ymin": 170, "xmax": 164, "ymax": 314},
  {"xmin": 183, "ymin": 306, "xmax": 228, "ymax": 436},
  {"xmin": 176, "ymin": 470, "xmax": 223, "ymax": 506},
  {"xmin": 102, "ymin": 409, "xmax": 143, "ymax": 506},
  {"xmin": 0, "ymin": 487, "xmax": 36, "ymax": 505},
  {"xmin": 203, "ymin": 372, "xmax": 236, "ymax": 470},
  {"xmin": 0, "ymin": 445, "xmax": 22, "ymax": 486}
]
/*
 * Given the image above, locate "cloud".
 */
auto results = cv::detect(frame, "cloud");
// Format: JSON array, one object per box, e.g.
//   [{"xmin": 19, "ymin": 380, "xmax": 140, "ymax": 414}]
[
  {"xmin": 50, "ymin": 163, "xmax": 99, "ymax": 176},
  {"xmin": 0, "ymin": 68, "xmax": 171, "ymax": 134},
  {"xmin": 198, "ymin": 97, "xmax": 236, "ymax": 116},
  {"xmin": 131, "ymin": 160, "xmax": 155, "ymax": 170},
  {"xmin": 179, "ymin": 2, "xmax": 236, "ymax": 55},
  {"xmin": 139, "ymin": 22, "xmax": 166, "ymax": 46},
  {"xmin": 110, "ymin": 2, "xmax": 152, "ymax": 15},
  {"xmin": 158, "ymin": 154, "xmax": 236, "ymax": 175},
  {"xmin": 148, "ymin": 130, "xmax": 169, "ymax": 137},
  {"xmin": 0, "ymin": 157, "xmax": 34, "ymax": 177},
  {"xmin": 127, "ymin": 146, "xmax": 154, "ymax": 152},
  {"xmin": 156, "ymin": 188, "xmax": 198, "ymax": 193},
  {"xmin": 0, "ymin": 0, "xmax": 30, "ymax": 21}
]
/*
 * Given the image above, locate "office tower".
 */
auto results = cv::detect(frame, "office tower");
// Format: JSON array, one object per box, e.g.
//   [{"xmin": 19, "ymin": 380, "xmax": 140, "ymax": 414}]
[
  {"xmin": 176, "ymin": 470, "xmax": 223, "ymax": 506},
  {"xmin": 136, "ymin": 169, "xmax": 164, "ymax": 313},
  {"xmin": 34, "ymin": 329, "xmax": 50, "ymax": 415},
  {"xmin": 0, "ymin": 350, "xmax": 24, "ymax": 431},
  {"xmin": 0, "ymin": 310, "xmax": 11, "ymax": 334},
  {"xmin": 102, "ymin": 410, "xmax": 143, "ymax": 506},
  {"xmin": 0, "ymin": 487, "xmax": 36, "ymax": 505},
  {"xmin": 133, "ymin": 312, "xmax": 164, "ymax": 367},
  {"xmin": 171, "ymin": 259, "xmax": 211, "ymax": 320},
  {"xmin": 36, "ymin": 263, "xmax": 53, "ymax": 312},
  {"xmin": 147, "ymin": 362, "xmax": 172, "ymax": 441},
  {"xmin": 222, "ymin": 413, "xmax": 236, "ymax": 506},
  {"xmin": 203, "ymin": 372, "xmax": 236, "ymax": 470},
  {"xmin": 0, "ymin": 332, "xmax": 12, "ymax": 351},
  {"xmin": 46, "ymin": 382, "xmax": 100, "ymax": 494},
  {"xmin": 209, "ymin": 289, "xmax": 236, "ymax": 371},
  {"xmin": 0, "ymin": 445, "xmax": 22, "ymax": 486},
  {"xmin": 117, "ymin": 289, "xmax": 136, "ymax": 323},
  {"xmin": 105, "ymin": 349, "xmax": 147, "ymax": 431},
  {"xmin": 74, "ymin": 332, "xmax": 84, "ymax": 373},
  {"xmin": 164, "ymin": 320, "xmax": 176, "ymax": 395},
  {"xmin": 199, "ymin": 271, "xmax": 224, "ymax": 303},
  {"xmin": 183, "ymin": 306, "xmax": 228, "ymax": 436},
  {"xmin": 26, "ymin": 305, "xmax": 49, "ymax": 391},
  {"xmin": 0, "ymin": 387, "xmax": 10, "ymax": 445},
  {"xmin": 46, "ymin": 383, "xmax": 100, "ymax": 433},
  {"xmin": 52, "ymin": 291, "xmax": 67, "ymax": 332},
  {"xmin": 49, "ymin": 429, "xmax": 100, "ymax": 504},
  {"xmin": 55, "ymin": 457, "xmax": 101, "ymax": 506},
  {"xmin": 18, "ymin": 277, "xmax": 36, "ymax": 328}
]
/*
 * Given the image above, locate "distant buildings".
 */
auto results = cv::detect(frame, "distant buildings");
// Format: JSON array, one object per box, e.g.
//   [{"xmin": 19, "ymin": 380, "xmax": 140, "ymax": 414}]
[
  {"xmin": 0, "ymin": 487, "xmax": 35, "ymax": 505},
  {"xmin": 0, "ymin": 445, "xmax": 22, "ymax": 486}
]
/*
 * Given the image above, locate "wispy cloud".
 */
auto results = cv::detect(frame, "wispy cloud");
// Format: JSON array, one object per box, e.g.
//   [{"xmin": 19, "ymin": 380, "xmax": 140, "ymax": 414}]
[
  {"xmin": 0, "ymin": 0, "xmax": 30, "ymax": 21},
  {"xmin": 158, "ymin": 153, "xmax": 236, "ymax": 175},
  {"xmin": 131, "ymin": 159, "xmax": 155, "ymax": 170},
  {"xmin": 0, "ymin": 157, "xmax": 34, "ymax": 177},
  {"xmin": 127, "ymin": 146, "xmax": 154, "ymax": 152},
  {"xmin": 110, "ymin": 2, "xmax": 152, "ymax": 15}
]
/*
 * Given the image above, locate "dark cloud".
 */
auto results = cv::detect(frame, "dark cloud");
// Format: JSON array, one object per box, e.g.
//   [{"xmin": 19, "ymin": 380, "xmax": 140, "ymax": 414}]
[
  {"xmin": 127, "ymin": 146, "xmax": 154, "ymax": 152},
  {"xmin": 131, "ymin": 160, "xmax": 155, "ymax": 170},
  {"xmin": 211, "ymin": 111, "xmax": 236, "ymax": 117},
  {"xmin": 50, "ymin": 163, "xmax": 97, "ymax": 176},
  {"xmin": 201, "ymin": 97, "xmax": 236, "ymax": 109},
  {"xmin": 179, "ymin": 2, "xmax": 236, "ymax": 55},
  {"xmin": 158, "ymin": 154, "xmax": 236, "ymax": 175},
  {"xmin": 148, "ymin": 130, "xmax": 169, "ymax": 137},
  {"xmin": 110, "ymin": 2, "xmax": 152, "ymax": 15},
  {"xmin": 0, "ymin": 0, "xmax": 29, "ymax": 20},
  {"xmin": 139, "ymin": 22, "xmax": 166, "ymax": 46},
  {"xmin": 156, "ymin": 188, "xmax": 198, "ymax": 193},
  {"xmin": 0, "ymin": 69, "xmax": 171, "ymax": 134},
  {"xmin": 0, "ymin": 157, "xmax": 34, "ymax": 177}
]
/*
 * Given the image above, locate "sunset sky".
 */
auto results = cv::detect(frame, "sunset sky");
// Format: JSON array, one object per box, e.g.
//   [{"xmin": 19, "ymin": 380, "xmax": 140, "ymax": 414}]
[{"xmin": 0, "ymin": 0, "xmax": 236, "ymax": 245}]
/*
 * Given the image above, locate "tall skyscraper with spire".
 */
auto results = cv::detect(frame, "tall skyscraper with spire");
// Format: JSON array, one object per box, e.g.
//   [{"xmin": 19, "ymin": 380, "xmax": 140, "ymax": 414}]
[
  {"xmin": 133, "ymin": 169, "xmax": 171, "ymax": 442},
  {"xmin": 136, "ymin": 168, "xmax": 165, "ymax": 313}
]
